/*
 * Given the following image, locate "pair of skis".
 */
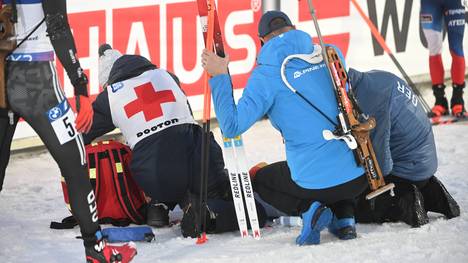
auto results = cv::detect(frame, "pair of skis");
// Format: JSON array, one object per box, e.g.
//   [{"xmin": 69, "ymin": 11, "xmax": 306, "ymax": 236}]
[
  {"xmin": 431, "ymin": 112, "xmax": 468, "ymax": 126},
  {"xmin": 223, "ymin": 136, "xmax": 261, "ymax": 239},
  {"xmin": 196, "ymin": 0, "xmax": 261, "ymax": 239}
]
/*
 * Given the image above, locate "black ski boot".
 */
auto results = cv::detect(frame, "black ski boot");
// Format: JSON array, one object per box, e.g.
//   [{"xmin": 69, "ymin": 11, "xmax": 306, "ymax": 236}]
[
  {"xmin": 430, "ymin": 84, "xmax": 449, "ymax": 117},
  {"xmin": 328, "ymin": 216, "xmax": 357, "ymax": 240},
  {"xmin": 450, "ymin": 83, "xmax": 466, "ymax": 117},
  {"xmin": 385, "ymin": 184, "xmax": 429, "ymax": 227},
  {"xmin": 180, "ymin": 193, "xmax": 215, "ymax": 238},
  {"xmin": 146, "ymin": 203, "xmax": 169, "ymax": 228},
  {"xmin": 420, "ymin": 176, "xmax": 460, "ymax": 219}
]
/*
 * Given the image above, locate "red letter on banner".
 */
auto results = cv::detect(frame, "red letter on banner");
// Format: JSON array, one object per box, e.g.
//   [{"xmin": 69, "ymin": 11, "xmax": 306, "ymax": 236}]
[
  {"xmin": 298, "ymin": 0, "xmax": 350, "ymax": 56},
  {"xmin": 218, "ymin": 1, "xmax": 261, "ymax": 90},
  {"xmin": 166, "ymin": 1, "xmax": 203, "ymax": 96}
]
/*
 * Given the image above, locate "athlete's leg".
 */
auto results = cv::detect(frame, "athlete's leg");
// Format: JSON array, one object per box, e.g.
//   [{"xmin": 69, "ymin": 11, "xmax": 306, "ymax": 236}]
[
  {"xmin": 6, "ymin": 61, "xmax": 100, "ymax": 243},
  {"xmin": 421, "ymin": 0, "xmax": 446, "ymax": 84},
  {"xmin": 421, "ymin": 0, "xmax": 449, "ymax": 115},
  {"xmin": 254, "ymin": 161, "xmax": 368, "ymax": 216},
  {"xmin": 444, "ymin": 0, "xmax": 466, "ymax": 115},
  {"xmin": 0, "ymin": 108, "xmax": 18, "ymax": 192}
]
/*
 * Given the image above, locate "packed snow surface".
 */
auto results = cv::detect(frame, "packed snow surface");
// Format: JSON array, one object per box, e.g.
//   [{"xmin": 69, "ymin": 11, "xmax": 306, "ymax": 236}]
[{"xmin": 1, "ymin": 119, "xmax": 467, "ymax": 263}]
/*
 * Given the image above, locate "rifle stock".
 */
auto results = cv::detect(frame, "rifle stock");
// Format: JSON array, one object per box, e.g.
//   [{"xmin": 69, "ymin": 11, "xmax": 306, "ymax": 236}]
[
  {"xmin": 325, "ymin": 46, "xmax": 394, "ymax": 199},
  {"xmin": 0, "ymin": 5, "xmax": 16, "ymax": 109}
]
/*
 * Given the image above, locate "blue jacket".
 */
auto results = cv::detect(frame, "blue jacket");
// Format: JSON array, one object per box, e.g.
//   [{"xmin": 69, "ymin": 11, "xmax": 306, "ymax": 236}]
[
  {"xmin": 348, "ymin": 68, "xmax": 437, "ymax": 181},
  {"xmin": 209, "ymin": 30, "xmax": 364, "ymax": 189}
]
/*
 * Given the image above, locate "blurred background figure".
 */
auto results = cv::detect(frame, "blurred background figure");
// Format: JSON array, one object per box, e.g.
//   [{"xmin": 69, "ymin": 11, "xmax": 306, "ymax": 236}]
[{"xmin": 420, "ymin": 0, "xmax": 466, "ymax": 117}]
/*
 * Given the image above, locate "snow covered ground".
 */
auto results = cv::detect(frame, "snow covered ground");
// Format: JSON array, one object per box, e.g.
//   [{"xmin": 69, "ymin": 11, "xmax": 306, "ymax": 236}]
[{"xmin": 1, "ymin": 117, "xmax": 467, "ymax": 263}]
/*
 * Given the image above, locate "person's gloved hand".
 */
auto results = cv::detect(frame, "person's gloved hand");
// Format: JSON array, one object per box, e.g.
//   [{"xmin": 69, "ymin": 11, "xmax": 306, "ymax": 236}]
[{"xmin": 75, "ymin": 95, "xmax": 93, "ymax": 133}]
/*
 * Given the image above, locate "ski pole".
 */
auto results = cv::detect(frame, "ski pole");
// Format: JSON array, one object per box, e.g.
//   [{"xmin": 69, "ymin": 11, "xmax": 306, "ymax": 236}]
[
  {"xmin": 350, "ymin": 0, "xmax": 432, "ymax": 114},
  {"xmin": 197, "ymin": 0, "xmax": 262, "ymax": 239},
  {"xmin": 196, "ymin": 0, "xmax": 216, "ymax": 245}
]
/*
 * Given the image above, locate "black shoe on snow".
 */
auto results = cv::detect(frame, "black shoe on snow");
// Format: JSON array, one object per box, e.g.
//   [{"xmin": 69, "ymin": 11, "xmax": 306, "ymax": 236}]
[
  {"xmin": 146, "ymin": 203, "xmax": 169, "ymax": 228},
  {"xmin": 430, "ymin": 84, "xmax": 449, "ymax": 117},
  {"xmin": 328, "ymin": 216, "xmax": 357, "ymax": 240},
  {"xmin": 450, "ymin": 83, "xmax": 466, "ymax": 117},
  {"xmin": 386, "ymin": 184, "xmax": 429, "ymax": 227},
  {"xmin": 420, "ymin": 176, "xmax": 460, "ymax": 219},
  {"xmin": 180, "ymin": 194, "xmax": 215, "ymax": 238}
]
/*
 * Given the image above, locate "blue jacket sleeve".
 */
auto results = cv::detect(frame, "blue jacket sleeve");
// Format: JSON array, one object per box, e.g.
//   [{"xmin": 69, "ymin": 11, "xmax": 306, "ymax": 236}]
[{"xmin": 209, "ymin": 72, "xmax": 274, "ymax": 138}]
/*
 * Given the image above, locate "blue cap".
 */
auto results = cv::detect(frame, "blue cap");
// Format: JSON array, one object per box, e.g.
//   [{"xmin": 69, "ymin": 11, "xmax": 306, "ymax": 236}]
[{"xmin": 258, "ymin": 10, "xmax": 293, "ymax": 37}]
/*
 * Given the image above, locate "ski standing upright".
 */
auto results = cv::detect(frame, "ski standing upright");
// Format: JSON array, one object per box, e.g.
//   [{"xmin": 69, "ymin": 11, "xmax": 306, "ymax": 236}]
[{"xmin": 196, "ymin": 0, "xmax": 261, "ymax": 239}]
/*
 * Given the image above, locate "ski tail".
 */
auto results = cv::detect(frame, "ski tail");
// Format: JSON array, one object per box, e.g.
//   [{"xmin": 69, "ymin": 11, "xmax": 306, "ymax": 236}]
[
  {"xmin": 232, "ymin": 135, "xmax": 261, "ymax": 239},
  {"xmin": 223, "ymin": 137, "xmax": 249, "ymax": 238}
]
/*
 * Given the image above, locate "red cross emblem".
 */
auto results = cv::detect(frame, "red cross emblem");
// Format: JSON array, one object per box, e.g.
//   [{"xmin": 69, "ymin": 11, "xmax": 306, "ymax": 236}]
[{"xmin": 124, "ymin": 82, "xmax": 176, "ymax": 121}]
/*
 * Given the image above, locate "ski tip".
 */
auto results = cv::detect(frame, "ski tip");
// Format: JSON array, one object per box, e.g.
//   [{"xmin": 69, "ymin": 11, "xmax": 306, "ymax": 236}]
[
  {"xmin": 196, "ymin": 232, "xmax": 208, "ymax": 245},
  {"xmin": 241, "ymin": 230, "xmax": 249, "ymax": 238}
]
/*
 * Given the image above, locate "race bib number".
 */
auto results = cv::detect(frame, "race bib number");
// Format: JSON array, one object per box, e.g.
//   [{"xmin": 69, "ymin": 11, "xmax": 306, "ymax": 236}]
[{"xmin": 46, "ymin": 100, "xmax": 77, "ymax": 145}]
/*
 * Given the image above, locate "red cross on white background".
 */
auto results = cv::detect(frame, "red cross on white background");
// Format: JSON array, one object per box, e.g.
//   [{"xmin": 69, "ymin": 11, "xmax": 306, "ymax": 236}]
[{"xmin": 124, "ymin": 82, "xmax": 176, "ymax": 121}]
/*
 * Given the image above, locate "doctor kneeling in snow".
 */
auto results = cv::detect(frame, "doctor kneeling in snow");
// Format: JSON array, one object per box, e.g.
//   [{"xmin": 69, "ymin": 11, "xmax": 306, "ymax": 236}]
[{"xmin": 83, "ymin": 44, "xmax": 267, "ymax": 238}]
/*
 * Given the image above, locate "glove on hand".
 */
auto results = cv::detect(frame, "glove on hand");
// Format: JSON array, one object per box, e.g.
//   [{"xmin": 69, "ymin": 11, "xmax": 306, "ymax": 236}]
[{"xmin": 75, "ymin": 95, "xmax": 93, "ymax": 133}]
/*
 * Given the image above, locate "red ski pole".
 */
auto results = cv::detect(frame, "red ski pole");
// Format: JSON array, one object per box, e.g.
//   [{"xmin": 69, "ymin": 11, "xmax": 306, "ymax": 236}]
[{"xmin": 195, "ymin": 0, "xmax": 215, "ymax": 245}]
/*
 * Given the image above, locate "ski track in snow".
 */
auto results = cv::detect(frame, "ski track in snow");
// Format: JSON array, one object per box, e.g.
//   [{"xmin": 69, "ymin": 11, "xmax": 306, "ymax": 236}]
[{"xmin": 1, "ymin": 120, "xmax": 467, "ymax": 263}]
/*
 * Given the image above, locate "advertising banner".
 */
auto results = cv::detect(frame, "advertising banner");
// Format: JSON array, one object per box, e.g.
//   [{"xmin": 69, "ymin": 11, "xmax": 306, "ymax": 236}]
[{"xmin": 13, "ymin": 0, "xmax": 468, "ymax": 140}]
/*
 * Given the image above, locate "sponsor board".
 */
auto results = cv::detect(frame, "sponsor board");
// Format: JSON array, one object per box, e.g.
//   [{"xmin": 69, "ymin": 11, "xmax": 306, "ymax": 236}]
[{"xmin": 14, "ymin": 0, "xmax": 468, "ymax": 140}]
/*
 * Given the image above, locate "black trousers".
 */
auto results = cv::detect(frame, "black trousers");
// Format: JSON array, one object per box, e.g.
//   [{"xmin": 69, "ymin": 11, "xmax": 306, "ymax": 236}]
[
  {"xmin": 253, "ymin": 161, "xmax": 368, "ymax": 218},
  {"xmin": 131, "ymin": 124, "xmax": 229, "ymax": 206},
  {"xmin": 3, "ymin": 61, "xmax": 100, "ymax": 239},
  {"xmin": 0, "ymin": 109, "xmax": 17, "ymax": 192},
  {"xmin": 384, "ymin": 175, "xmax": 429, "ymax": 189}
]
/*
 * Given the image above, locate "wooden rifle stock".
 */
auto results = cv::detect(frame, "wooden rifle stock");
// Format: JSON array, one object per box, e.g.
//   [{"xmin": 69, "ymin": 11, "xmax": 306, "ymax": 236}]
[
  {"xmin": 0, "ymin": 5, "xmax": 16, "ymax": 109},
  {"xmin": 325, "ymin": 46, "xmax": 395, "ymax": 200}
]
